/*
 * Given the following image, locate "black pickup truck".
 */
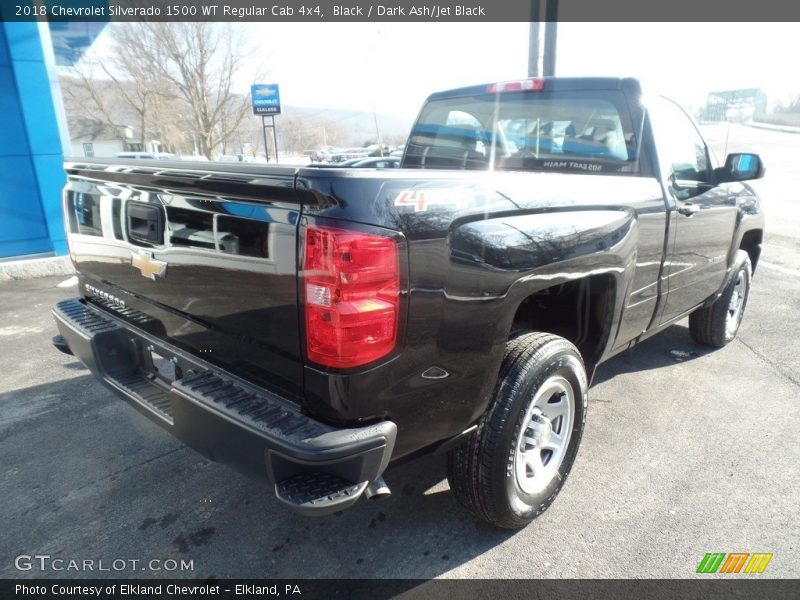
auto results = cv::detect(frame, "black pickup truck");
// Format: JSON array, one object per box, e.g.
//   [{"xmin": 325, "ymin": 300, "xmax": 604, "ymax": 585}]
[{"xmin": 53, "ymin": 77, "xmax": 764, "ymax": 529}]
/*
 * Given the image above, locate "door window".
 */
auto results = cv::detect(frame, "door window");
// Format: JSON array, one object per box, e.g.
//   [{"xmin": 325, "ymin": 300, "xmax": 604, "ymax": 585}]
[{"xmin": 648, "ymin": 97, "xmax": 711, "ymax": 191}]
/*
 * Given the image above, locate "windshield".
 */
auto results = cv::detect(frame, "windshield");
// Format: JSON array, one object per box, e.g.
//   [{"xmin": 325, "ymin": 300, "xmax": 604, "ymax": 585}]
[{"xmin": 404, "ymin": 90, "xmax": 641, "ymax": 174}]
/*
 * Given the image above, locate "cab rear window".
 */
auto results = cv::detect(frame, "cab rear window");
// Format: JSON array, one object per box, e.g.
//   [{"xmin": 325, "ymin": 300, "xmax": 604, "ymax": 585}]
[{"xmin": 405, "ymin": 90, "xmax": 640, "ymax": 174}]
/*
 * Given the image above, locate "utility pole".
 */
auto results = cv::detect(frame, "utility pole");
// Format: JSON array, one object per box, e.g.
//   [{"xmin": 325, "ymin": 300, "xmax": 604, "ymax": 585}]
[
  {"xmin": 528, "ymin": 21, "xmax": 539, "ymax": 77},
  {"xmin": 372, "ymin": 106, "xmax": 384, "ymax": 156},
  {"xmin": 543, "ymin": 0, "xmax": 558, "ymax": 77},
  {"xmin": 530, "ymin": 0, "xmax": 558, "ymax": 77}
]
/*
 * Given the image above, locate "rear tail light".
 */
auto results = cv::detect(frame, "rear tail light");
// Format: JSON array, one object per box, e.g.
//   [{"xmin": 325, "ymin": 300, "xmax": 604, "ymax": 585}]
[{"xmin": 303, "ymin": 224, "xmax": 400, "ymax": 369}]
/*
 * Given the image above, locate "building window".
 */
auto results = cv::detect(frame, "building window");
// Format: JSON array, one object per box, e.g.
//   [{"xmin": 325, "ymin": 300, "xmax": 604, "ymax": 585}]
[{"xmin": 82, "ymin": 143, "xmax": 94, "ymax": 157}]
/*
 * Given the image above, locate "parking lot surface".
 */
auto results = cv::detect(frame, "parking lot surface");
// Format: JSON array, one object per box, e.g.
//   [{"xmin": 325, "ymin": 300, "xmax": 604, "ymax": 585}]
[{"xmin": 1, "ymin": 124, "xmax": 797, "ymax": 579}]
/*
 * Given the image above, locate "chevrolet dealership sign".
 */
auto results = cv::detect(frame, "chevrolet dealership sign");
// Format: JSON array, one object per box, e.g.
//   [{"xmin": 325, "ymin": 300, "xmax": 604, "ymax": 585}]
[{"xmin": 251, "ymin": 83, "xmax": 281, "ymax": 115}]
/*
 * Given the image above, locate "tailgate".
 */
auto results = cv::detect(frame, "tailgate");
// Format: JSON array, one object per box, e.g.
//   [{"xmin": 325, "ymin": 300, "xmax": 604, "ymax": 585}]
[{"xmin": 63, "ymin": 160, "xmax": 304, "ymax": 398}]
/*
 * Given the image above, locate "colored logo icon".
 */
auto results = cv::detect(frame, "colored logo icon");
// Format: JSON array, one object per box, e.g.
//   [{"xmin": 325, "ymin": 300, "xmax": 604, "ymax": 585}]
[{"xmin": 696, "ymin": 553, "xmax": 773, "ymax": 574}]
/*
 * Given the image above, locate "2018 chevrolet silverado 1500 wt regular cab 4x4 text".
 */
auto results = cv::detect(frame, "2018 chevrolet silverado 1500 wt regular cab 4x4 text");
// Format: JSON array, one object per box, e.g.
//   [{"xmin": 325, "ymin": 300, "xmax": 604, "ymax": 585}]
[{"xmin": 53, "ymin": 77, "xmax": 764, "ymax": 529}]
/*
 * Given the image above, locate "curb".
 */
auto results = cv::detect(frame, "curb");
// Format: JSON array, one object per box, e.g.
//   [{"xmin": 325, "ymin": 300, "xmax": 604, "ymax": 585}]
[
  {"xmin": 744, "ymin": 122, "xmax": 800, "ymax": 134},
  {"xmin": 0, "ymin": 256, "xmax": 75, "ymax": 281}
]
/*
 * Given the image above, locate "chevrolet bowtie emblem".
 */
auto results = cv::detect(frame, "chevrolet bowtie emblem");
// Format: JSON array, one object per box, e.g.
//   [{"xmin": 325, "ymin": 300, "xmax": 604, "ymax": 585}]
[{"xmin": 131, "ymin": 251, "xmax": 167, "ymax": 280}]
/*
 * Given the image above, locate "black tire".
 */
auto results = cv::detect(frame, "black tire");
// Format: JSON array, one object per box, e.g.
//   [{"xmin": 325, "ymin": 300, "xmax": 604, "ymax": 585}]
[
  {"xmin": 447, "ymin": 332, "xmax": 588, "ymax": 529},
  {"xmin": 689, "ymin": 250, "xmax": 752, "ymax": 348}
]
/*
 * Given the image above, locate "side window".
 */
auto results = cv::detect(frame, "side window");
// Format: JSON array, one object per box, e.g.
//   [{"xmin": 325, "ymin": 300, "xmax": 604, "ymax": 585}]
[
  {"xmin": 445, "ymin": 110, "xmax": 486, "ymax": 156},
  {"xmin": 445, "ymin": 110, "xmax": 482, "ymax": 128},
  {"xmin": 649, "ymin": 96, "xmax": 710, "ymax": 185}
]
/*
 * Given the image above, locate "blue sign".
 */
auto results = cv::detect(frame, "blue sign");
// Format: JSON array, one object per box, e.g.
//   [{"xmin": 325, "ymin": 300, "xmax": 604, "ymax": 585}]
[{"xmin": 251, "ymin": 84, "xmax": 281, "ymax": 115}]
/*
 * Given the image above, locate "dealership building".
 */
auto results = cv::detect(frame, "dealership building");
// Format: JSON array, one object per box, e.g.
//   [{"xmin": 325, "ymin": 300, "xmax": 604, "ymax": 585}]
[{"xmin": 0, "ymin": 21, "xmax": 102, "ymax": 260}]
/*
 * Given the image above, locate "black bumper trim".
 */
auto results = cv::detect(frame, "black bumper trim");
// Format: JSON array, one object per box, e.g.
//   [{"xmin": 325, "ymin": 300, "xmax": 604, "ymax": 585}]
[{"xmin": 53, "ymin": 298, "xmax": 396, "ymax": 516}]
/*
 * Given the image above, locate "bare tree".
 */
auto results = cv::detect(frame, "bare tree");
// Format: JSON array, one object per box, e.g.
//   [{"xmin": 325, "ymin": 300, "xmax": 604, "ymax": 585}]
[
  {"xmin": 120, "ymin": 23, "xmax": 257, "ymax": 159},
  {"xmin": 65, "ymin": 23, "xmax": 181, "ymax": 152},
  {"xmin": 99, "ymin": 24, "xmax": 172, "ymax": 152},
  {"xmin": 63, "ymin": 23, "xmax": 257, "ymax": 158},
  {"xmin": 62, "ymin": 69, "xmax": 132, "ymax": 147},
  {"xmin": 265, "ymin": 116, "xmax": 354, "ymax": 155}
]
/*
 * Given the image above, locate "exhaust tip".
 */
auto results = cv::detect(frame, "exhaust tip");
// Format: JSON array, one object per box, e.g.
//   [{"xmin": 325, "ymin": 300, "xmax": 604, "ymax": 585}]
[{"xmin": 364, "ymin": 476, "xmax": 391, "ymax": 500}]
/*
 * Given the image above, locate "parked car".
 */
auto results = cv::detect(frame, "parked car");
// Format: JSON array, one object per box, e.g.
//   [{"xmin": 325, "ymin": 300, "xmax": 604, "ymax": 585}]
[
  {"xmin": 330, "ymin": 147, "xmax": 372, "ymax": 162},
  {"xmin": 309, "ymin": 157, "xmax": 401, "ymax": 169},
  {"xmin": 309, "ymin": 157, "xmax": 367, "ymax": 168},
  {"xmin": 333, "ymin": 157, "xmax": 367, "ymax": 167},
  {"xmin": 310, "ymin": 146, "xmax": 338, "ymax": 162},
  {"xmin": 115, "ymin": 152, "xmax": 179, "ymax": 160},
  {"xmin": 349, "ymin": 156, "xmax": 401, "ymax": 168},
  {"xmin": 54, "ymin": 77, "xmax": 764, "ymax": 529}
]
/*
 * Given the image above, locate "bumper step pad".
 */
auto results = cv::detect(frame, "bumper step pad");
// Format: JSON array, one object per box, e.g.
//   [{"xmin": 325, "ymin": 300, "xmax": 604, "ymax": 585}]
[
  {"xmin": 110, "ymin": 372, "xmax": 174, "ymax": 422},
  {"xmin": 55, "ymin": 299, "xmax": 174, "ymax": 423},
  {"xmin": 55, "ymin": 298, "xmax": 118, "ymax": 335},
  {"xmin": 275, "ymin": 472, "xmax": 369, "ymax": 515}
]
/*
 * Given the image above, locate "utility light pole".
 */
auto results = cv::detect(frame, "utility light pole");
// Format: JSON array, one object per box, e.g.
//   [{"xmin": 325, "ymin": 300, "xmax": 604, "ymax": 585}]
[
  {"xmin": 529, "ymin": 0, "xmax": 558, "ymax": 77},
  {"xmin": 528, "ymin": 22, "xmax": 540, "ymax": 77},
  {"xmin": 543, "ymin": 0, "xmax": 558, "ymax": 77}
]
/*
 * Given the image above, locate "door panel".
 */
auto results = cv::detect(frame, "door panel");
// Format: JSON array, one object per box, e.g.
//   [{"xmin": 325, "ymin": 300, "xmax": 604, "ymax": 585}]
[
  {"xmin": 660, "ymin": 182, "xmax": 736, "ymax": 322},
  {"xmin": 647, "ymin": 96, "xmax": 738, "ymax": 324}
]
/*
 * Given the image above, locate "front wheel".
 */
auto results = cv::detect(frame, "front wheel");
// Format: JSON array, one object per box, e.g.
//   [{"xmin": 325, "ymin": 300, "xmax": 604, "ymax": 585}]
[
  {"xmin": 447, "ymin": 332, "xmax": 588, "ymax": 529},
  {"xmin": 689, "ymin": 250, "xmax": 752, "ymax": 348}
]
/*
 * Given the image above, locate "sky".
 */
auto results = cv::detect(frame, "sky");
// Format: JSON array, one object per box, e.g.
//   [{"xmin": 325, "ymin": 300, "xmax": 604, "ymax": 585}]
[{"xmin": 80, "ymin": 22, "xmax": 800, "ymax": 124}]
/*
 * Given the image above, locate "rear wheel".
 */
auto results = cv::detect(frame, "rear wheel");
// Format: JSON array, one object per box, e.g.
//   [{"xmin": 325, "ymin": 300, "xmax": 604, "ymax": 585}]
[
  {"xmin": 447, "ymin": 332, "xmax": 588, "ymax": 529},
  {"xmin": 689, "ymin": 250, "xmax": 752, "ymax": 348}
]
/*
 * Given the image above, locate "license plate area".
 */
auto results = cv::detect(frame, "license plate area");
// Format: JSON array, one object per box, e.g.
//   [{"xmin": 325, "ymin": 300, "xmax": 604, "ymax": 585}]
[{"xmin": 143, "ymin": 347, "xmax": 179, "ymax": 384}]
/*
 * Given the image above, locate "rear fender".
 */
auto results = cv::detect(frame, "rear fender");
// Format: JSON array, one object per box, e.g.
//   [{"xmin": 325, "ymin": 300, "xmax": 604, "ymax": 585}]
[{"xmin": 440, "ymin": 208, "xmax": 636, "ymax": 417}]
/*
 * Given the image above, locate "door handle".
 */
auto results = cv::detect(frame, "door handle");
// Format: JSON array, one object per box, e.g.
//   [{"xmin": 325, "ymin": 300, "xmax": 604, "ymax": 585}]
[
  {"xmin": 677, "ymin": 203, "xmax": 700, "ymax": 217},
  {"xmin": 127, "ymin": 202, "xmax": 164, "ymax": 245}
]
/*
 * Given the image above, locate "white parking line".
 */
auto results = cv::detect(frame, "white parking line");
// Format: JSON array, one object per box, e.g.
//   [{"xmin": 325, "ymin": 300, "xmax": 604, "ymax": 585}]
[
  {"xmin": 759, "ymin": 261, "xmax": 800, "ymax": 277},
  {"xmin": 764, "ymin": 243, "xmax": 800, "ymax": 255}
]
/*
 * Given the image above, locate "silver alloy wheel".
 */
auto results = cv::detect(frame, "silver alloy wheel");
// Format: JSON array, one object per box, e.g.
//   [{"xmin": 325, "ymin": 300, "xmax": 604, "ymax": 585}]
[
  {"xmin": 514, "ymin": 375, "xmax": 575, "ymax": 495},
  {"xmin": 725, "ymin": 271, "xmax": 747, "ymax": 338}
]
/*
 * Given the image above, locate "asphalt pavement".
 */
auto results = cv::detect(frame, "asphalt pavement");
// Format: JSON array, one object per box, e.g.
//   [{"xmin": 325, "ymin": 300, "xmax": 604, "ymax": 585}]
[{"xmin": 0, "ymin": 124, "xmax": 797, "ymax": 580}]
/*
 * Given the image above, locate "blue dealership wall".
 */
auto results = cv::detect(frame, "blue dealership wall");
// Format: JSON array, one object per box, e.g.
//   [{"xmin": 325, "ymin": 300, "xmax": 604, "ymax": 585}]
[{"xmin": 0, "ymin": 22, "xmax": 67, "ymax": 258}]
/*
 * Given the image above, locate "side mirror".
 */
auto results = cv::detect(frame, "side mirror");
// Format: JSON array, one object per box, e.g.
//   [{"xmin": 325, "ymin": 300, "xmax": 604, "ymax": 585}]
[{"xmin": 720, "ymin": 153, "xmax": 765, "ymax": 182}]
